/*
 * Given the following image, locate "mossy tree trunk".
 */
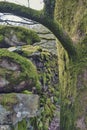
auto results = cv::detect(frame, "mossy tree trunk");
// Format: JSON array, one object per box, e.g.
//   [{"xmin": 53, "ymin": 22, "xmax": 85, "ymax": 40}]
[
  {"xmin": 56, "ymin": 40, "xmax": 77, "ymax": 130},
  {"xmin": 55, "ymin": 0, "xmax": 87, "ymax": 130}
]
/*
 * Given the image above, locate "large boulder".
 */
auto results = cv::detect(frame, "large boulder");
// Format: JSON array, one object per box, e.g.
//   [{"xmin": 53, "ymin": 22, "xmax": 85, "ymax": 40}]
[
  {"xmin": 0, "ymin": 93, "xmax": 39, "ymax": 129},
  {"xmin": 0, "ymin": 49, "xmax": 40, "ymax": 93}
]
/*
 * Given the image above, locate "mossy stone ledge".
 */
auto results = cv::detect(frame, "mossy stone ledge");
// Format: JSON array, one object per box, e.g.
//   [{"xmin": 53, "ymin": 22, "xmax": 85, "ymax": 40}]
[{"xmin": 0, "ymin": 49, "xmax": 40, "ymax": 93}]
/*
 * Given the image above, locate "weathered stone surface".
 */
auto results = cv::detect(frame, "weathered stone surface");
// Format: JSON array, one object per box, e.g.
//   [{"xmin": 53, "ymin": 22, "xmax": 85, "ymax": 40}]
[
  {"xmin": 0, "ymin": 125, "xmax": 11, "ymax": 130},
  {"xmin": 0, "ymin": 26, "xmax": 40, "ymax": 48},
  {"xmin": 0, "ymin": 93, "xmax": 39, "ymax": 125},
  {"xmin": 0, "ymin": 22, "xmax": 59, "ymax": 130},
  {"xmin": 0, "ymin": 59, "xmax": 20, "ymax": 71},
  {"xmin": 28, "ymin": 24, "xmax": 57, "ymax": 55},
  {"xmin": 0, "ymin": 49, "xmax": 39, "ymax": 93},
  {"xmin": 28, "ymin": 51, "xmax": 59, "ymax": 92},
  {"xmin": 4, "ymin": 35, "xmax": 26, "ymax": 47}
]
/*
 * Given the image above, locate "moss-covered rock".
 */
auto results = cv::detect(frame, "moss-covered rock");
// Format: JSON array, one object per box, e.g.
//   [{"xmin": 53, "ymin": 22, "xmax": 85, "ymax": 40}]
[
  {"xmin": 19, "ymin": 45, "xmax": 59, "ymax": 130},
  {"xmin": 0, "ymin": 93, "xmax": 39, "ymax": 127},
  {"xmin": 0, "ymin": 21, "xmax": 59, "ymax": 130},
  {"xmin": 0, "ymin": 25, "xmax": 40, "ymax": 48},
  {"xmin": 0, "ymin": 49, "xmax": 40, "ymax": 93},
  {"xmin": 20, "ymin": 45, "xmax": 59, "ymax": 96}
]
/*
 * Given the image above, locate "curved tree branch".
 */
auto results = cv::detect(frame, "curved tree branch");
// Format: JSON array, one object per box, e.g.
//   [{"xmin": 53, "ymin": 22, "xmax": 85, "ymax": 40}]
[{"xmin": 0, "ymin": 2, "xmax": 77, "ymax": 58}]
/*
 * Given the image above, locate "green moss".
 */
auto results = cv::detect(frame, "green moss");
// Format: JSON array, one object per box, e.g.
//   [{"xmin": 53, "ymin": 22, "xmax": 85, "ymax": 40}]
[
  {"xmin": 0, "ymin": 34, "xmax": 4, "ymax": 43},
  {"xmin": 22, "ymin": 90, "xmax": 32, "ymax": 94},
  {"xmin": 17, "ymin": 118, "xmax": 27, "ymax": 130},
  {"xmin": 0, "ymin": 25, "xmax": 41, "ymax": 45},
  {"xmin": 56, "ymin": 40, "xmax": 77, "ymax": 130},
  {"xmin": 0, "ymin": 49, "xmax": 40, "ymax": 90},
  {"xmin": 0, "ymin": 93, "xmax": 18, "ymax": 110},
  {"xmin": 10, "ymin": 44, "xmax": 59, "ymax": 130},
  {"xmin": 30, "ymin": 98, "xmax": 56, "ymax": 130},
  {"xmin": 55, "ymin": 0, "xmax": 87, "ymax": 37},
  {"xmin": 22, "ymin": 45, "xmax": 42, "ymax": 56}
]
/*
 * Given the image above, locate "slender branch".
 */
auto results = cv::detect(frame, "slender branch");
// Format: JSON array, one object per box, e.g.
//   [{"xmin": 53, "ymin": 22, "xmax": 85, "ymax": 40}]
[{"xmin": 0, "ymin": 2, "xmax": 77, "ymax": 58}]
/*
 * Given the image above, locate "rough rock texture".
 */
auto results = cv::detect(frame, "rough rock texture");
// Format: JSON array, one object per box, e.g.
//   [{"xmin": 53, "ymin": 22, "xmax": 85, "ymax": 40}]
[
  {"xmin": 17, "ymin": 23, "xmax": 59, "ymax": 93},
  {"xmin": 0, "ymin": 49, "xmax": 40, "ymax": 93},
  {"xmin": 0, "ymin": 23, "xmax": 59, "ymax": 130},
  {"xmin": 21, "ymin": 24, "xmax": 60, "ymax": 130},
  {"xmin": 0, "ymin": 26, "xmax": 40, "ymax": 48},
  {"xmin": 0, "ymin": 125, "xmax": 11, "ymax": 130},
  {"xmin": 0, "ymin": 94, "xmax": 39, "ymax": 126},
  {"xmin": 28, "ymin": 51, "xmax": 59, "ymax": 92},
  {"xmin": 27, "ymin": 24, "xmax": 57, "ymax": 55}
]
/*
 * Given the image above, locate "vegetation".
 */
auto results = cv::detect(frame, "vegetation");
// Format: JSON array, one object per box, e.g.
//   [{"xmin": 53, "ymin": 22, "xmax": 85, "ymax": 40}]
[
  {"xmin": 0, "ymin": 49, "xmax": 40, "ymax": 92},
  {"xmin": 0, "ymin": 1, "xmax": 77, "ymax": 57},
  {"xmin": 0, "ymin": 25, "xmax": 41, "ymax": 45},
  {"xmin": 0, "ymin": 0, "xmax": 87, "ymax": 130},
  {"xmin": 21, "ymin": 45, "xmax": 59, "ymax": 130},
  {"xmin": 0, "ymin": 93, "xmax": 18, "ymax": 110},
  {"xmin": 55, "ymin": 1, "xmax": 87, "ymax": 130}
]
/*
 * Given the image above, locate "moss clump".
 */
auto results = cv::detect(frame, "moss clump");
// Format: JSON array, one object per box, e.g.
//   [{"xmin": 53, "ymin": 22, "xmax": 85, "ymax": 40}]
[
  {"xmin": 30, "ymin": 98, "xmax": 56, "ymax": 130},
  {"xmin": 0, "ymin": 93, "xmax": 18, "ymax": 110},
  {"xmin": 0, "ymin": 25, "xmax": 41, "ymax": 45},
  {"xmin": 22, "ymin": 45, "xmax": 42, "ymax": 56},
  {"xmin": 0, "ymin": 49, "xmax": 40, "ymax": 92}
]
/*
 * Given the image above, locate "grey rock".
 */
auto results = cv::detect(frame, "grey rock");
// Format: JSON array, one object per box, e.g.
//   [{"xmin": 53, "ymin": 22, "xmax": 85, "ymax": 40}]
[
  {"xmin": 0, "ymin": 77, "xmax": 9, "ymax": 87},
  {"xmin": 0, "ymin": 125, "xmax": 11, "ymax": 130},
  {"xmin": 0, "ymin": 94, "xmax": 39, "ymax": 125},
  {"xmin": 0, "ymin": 59, "xmax": 20, "ymax": 71},
  {"xmin": 0, "ymin": 105, "xmax": 10, "ymax": 125}
]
